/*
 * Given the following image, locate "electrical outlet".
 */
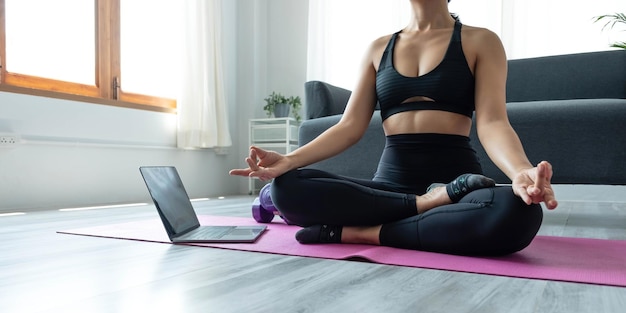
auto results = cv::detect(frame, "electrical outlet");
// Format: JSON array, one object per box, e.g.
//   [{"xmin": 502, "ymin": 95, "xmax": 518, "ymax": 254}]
[{"xmin": 0, "ymin": 133, "xmax": 20, "ymax": 148}]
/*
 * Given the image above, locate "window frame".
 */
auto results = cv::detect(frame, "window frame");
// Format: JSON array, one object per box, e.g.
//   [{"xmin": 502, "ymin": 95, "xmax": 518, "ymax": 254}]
[{"xmin": 0, "ymin": 0, "xmax": 176, "ymax": 113}]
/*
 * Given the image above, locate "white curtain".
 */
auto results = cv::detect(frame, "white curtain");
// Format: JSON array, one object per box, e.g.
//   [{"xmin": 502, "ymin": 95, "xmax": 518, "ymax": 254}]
[
  {"xmin": 177, "ymin": 0, "xmax": 232, "ymax": 150},
  {"xmin": 307, "ymin": 0, "xmax": 411, "ymax": 90},
  {"xmin": 497, "ymin": 0, "xmax": 625, "ymax": 59},
  {"xmin": 308, "ymin": 0, "xmax": 624, "ymax": 86}
]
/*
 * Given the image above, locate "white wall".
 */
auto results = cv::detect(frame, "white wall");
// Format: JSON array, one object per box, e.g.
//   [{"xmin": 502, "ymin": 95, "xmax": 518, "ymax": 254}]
[
  {"xmin": 0, "ymin": 91, "xmax": 239, "ymax": 212},
  {"xmin": 231, "ymin": 0, "xmax": 309, "ymax": 194},
  {"xmin": 0, "ymin": 0, "xmax": 310, "ymax": 212}
]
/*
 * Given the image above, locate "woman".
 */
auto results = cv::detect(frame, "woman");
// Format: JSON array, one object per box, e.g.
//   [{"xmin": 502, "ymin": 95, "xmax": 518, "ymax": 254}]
[{"xmin": 230, "ymin": 0, "xmax": 558, "ymax": 256}]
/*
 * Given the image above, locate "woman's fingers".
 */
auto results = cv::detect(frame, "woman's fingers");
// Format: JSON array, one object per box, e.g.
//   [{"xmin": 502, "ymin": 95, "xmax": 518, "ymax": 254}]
[
  {"xmin": 228, "ymin": 167, "xmax": 252, "ymax": 177},
  {"xmin": 531, "ymin": 162, "xmax": 548, "ymax": 193},
  {"xmin": 246, "ymin": 156, "xmax": 259, "ymax": 171},
  {"xmin": 515, "ymin": 185, "xmax": 533, "ymax": 205},
  {"xmin": 513, "ymin": 161, "xmax": 558, "ymax": 210},
  {"xmin": 543, "ymin": 188, "xmax": 558, "ymax": 210},
  {"xmin": 229, "ymin": 147, "xmax": 264, "ymax": 176},
  {"xmin": 527, "ymin": 161, "xmax": 559, "ymax": 209}
]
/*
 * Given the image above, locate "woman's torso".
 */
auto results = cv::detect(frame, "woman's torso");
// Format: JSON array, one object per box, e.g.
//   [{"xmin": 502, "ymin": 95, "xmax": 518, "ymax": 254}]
[
  {"xmin": 373, "ymin": 21, "xmax": 478, "ymax": 137},
  {"xmin": 369, "ymin": 22, "xmax": 485, "ymax": 191}
]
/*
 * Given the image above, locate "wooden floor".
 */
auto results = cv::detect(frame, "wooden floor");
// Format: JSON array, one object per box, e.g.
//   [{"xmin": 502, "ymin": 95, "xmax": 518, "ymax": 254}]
[{"xmin": 2, "ymin": 187, "xmax": 626, "ymax": 313}]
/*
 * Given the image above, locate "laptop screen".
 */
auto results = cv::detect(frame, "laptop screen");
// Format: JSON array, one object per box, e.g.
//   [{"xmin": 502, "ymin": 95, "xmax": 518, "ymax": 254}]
[{"xmin": 140, "ymin": 166, "xmax": 200, "ymax": 236}]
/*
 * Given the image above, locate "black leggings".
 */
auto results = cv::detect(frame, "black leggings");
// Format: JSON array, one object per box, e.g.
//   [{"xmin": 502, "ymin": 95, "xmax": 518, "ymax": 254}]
[{"xmin": 270, "ymin": 134, "xmax": 543, "ymax": 256}]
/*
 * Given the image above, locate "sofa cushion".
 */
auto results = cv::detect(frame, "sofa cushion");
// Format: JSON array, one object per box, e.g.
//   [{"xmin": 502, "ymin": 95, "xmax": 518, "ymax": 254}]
[
  {"xmin": 506, "ymin": 50, "xmax": 626, "ymax": 102},
  {"xmin": 469, "ymin": 98, "xmax": 626, "ymax": 184}
]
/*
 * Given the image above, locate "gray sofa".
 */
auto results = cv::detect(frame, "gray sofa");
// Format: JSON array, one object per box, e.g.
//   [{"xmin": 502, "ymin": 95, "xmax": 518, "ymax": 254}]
[{"xmin": 299, "ymin": 50, "xmax": 626, "ymax": 185}]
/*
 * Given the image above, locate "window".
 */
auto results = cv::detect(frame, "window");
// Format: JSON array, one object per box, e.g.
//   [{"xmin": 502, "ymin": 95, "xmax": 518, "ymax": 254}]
[{"xmin": 0, "ymin": 0, "xmax": 179, "ymax": 112}]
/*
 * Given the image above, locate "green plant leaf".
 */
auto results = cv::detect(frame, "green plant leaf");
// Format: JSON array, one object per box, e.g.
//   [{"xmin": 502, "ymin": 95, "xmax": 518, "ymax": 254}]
[
  {"xmin": 593, "ymin": 12, "xmax": 626, "ymax": 50},
  {"xmin": 611, "ymin": 42, "xmax": 626, "ymax": 49}
]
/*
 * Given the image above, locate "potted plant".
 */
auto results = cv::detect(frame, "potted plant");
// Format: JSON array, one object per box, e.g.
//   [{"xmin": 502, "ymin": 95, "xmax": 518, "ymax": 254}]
[
  {"xmin": 263, "ymin": 91, "xmax": 302, "ymax": 122},
  {"xmin": 593, "ymin": 13, "xmax": 626, "ymax": 49}
]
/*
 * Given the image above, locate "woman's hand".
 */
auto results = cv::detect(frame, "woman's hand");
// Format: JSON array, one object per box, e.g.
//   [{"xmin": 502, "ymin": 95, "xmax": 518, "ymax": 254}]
[
  {"xmin": 229, "ymin": 146, "xmax": 291, "ymax": 181},
  {"xmin": 512, "ymin": 161, "xmax": 558, "ymax": 210}
]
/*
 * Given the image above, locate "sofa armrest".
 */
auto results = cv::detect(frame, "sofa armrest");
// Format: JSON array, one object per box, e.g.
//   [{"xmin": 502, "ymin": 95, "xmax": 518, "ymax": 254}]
[{"xmin": 304, "ymin": 81, "xmax": 352, "ymax": 119}]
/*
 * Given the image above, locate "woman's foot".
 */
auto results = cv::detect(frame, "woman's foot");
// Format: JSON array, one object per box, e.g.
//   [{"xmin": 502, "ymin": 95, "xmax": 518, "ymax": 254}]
[
  {"xmin": 295, "ymin": 225, "xmax": 343, "ymax": 244},
  {"xmin": 428, "ymin": 173, "xmax": 496, "ymax": 203}
]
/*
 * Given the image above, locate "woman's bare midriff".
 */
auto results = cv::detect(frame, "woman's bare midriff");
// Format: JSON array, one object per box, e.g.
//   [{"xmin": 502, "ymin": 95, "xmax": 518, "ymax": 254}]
[{"xmin": 382, "ymin": 110, "xmax": 472, "ymax": 136}]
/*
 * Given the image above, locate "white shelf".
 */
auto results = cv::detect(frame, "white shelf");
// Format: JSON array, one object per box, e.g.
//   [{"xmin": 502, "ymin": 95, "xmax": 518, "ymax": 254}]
[{"xmin": 248, "ymin": 117, "xmax": 300, "ymax": 194}]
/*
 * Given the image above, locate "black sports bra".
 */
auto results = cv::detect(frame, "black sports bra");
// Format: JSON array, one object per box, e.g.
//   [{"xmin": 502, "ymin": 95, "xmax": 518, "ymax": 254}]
[{"xmin": 376, "ymin": 21, "xmax": 475, "ymax": 121}]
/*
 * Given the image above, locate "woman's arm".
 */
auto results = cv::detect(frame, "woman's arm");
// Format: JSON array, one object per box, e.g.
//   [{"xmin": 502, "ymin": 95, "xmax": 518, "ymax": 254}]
[
  {"xmin": 285, "ymin": 49, "xmax": 379, "ymax": 169},
  {"xmin": 471, "ymin": 28, "xmax": 558, "ymax": 209},
  {"xmin": 230, "ymin": 40, "xmax": 380, "ymax": 180},
  {"xmin": 472, "ymin": 29, "xmax": 532, "ymax": 179}
]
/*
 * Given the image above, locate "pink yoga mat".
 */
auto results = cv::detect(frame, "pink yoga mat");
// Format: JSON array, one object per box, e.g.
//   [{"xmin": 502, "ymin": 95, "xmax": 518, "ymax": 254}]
[{"xmin": 58, "ymin": 215, "xmax": 626, "ymax": 287}]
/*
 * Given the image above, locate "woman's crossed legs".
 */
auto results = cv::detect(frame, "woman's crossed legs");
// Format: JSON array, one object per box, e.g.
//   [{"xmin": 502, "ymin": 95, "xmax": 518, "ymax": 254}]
[{"xmin": 271, "ymin": 169, "xmax": 542, "ymax": 256}]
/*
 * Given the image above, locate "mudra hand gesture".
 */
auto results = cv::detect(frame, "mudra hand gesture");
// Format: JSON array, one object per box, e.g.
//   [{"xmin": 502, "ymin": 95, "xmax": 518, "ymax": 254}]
[
  {"xmin": 512, "ymin": 161, "xmax": 558, "ymax": 210},
  {"xmin": 229, "ymin": 146, "xmax": 290, "ymax": 181}
]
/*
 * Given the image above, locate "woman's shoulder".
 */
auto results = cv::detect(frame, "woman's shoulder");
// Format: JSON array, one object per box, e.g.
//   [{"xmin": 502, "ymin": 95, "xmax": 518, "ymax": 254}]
[
  {"xmin": 365, "ymin": 33, "xmax": 396, "ymax": 62},
  {"xmin": 460, "ymin": 24, "xmax": 502, "ymax": 45},
  {"xmin": 370, "ymin": 33, "xmax": 395, "ymax": 50},
  {"xmin": 459, "ymin": 24, "xmax": 506, "ymax": 59}
]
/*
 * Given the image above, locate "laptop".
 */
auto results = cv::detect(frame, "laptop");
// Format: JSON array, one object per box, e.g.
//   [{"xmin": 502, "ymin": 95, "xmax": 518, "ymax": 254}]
[{"xmin": 139, "ymin": 166, "xmax": 267, "ymax": 243}]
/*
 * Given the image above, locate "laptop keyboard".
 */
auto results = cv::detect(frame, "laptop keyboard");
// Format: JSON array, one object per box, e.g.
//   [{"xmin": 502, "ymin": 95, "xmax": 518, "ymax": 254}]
[{"xmin": 182, "ymin": 226, "xmax": 234, "ymax": 239}]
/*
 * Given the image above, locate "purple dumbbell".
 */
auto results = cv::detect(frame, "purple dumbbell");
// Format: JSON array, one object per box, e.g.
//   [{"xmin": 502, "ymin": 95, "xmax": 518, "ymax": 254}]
[{"xmin": 251, "ymin": 183, "xmax": 292, "ymax": 224}]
